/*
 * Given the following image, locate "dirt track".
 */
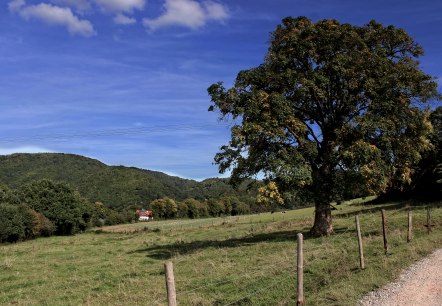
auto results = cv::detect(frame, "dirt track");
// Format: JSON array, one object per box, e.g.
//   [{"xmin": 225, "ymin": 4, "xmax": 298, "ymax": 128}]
[{"xmin": 358, "ymin": 248, "xmax": 442, "ymax": 306}]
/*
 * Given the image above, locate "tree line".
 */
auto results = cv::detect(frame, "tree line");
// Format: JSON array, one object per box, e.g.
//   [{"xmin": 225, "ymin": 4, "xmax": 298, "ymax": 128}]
[
  {"xmin": 0, "ymin": 178, "xmax": 274, "ymax": 243},
  {"xmin": 0, "ymin": 179, "xmax": 134, "ymax": 243},
  {"xmin": 148, "ymin": 196, "xmax": 259, "ymax": 220}
]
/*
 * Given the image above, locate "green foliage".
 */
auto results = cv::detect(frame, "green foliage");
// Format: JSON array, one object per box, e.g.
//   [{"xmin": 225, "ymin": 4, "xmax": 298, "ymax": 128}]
[
  {"xmin": 410, "ymin": 107, "xmax": 442, "ymax": 199},
  {"xmin": 0, "ymin": 184, "xmax": 19, "ymax": 204},
  {"xmin": 183, "ymin": 198, "xmax": 205, "ymax": 219},
  {"xmin": 0, "ymin": 204, "xmax": 53, "ymax": 243},
  {"xmin": 256, "ymin": 182, "xmax": 284, "ymax": 209},
  {"xmin": 0, "ymin": 153, "xmax": 257, "ymax": 210},
  {"xmin": 150, "ymin": 197, "xmax": 178, "ymax": 219},
  {"xmin": 208, "ymin": 16, "xmax": 440, "ymax": 235},
  {"xmin": 18, "ymin": 179, "xmax": 91, "ymax": 235},
  {"xmin": 176, "ymin": 202, "xmax": 189, "ymax": 218},
  {"xmin": 207, "ymin": 199, "xmax": 224, "ymax": 217},
  {"xmin": 0, "ymin": 204, "xmax": 27, "ymax": 243}
]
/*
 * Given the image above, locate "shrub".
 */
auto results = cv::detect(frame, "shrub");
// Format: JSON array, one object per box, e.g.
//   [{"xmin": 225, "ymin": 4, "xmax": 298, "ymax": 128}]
[
  {"xmin": 18, "ymin": 179, "xmax": 91, "ymax": 235},
  {"xmin": 0, "ymin": 204, "xmax": 27, "ymax": 243}
]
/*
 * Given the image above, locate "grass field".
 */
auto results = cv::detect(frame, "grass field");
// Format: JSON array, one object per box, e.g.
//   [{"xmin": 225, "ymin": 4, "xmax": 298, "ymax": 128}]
[{"xmin": 1, "ymin": 199, "xmax": 441, "ymax": 305}]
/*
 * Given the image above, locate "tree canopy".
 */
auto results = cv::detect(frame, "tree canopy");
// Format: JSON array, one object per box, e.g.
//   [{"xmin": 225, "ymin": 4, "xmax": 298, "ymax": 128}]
[
  {"xmin": 208, "ymin": 17, "xmax": 440, "ymax": 236},
  {"xmin": 18, "ymin": 179, "xmax": 91, "ymax": 235}
]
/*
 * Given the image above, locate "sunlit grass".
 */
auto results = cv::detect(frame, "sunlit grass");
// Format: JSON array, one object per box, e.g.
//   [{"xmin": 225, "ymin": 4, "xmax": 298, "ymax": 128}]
[{"xmin": 0, "ymin": 199, "xmax": 441, "ymax": 305}]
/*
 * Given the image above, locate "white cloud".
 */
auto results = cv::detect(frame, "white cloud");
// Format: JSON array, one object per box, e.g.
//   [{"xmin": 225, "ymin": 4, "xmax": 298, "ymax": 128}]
[
  {"xmin": 0, "ymin": 146, "xmax": 55, "ymax": 155},
  {"xmin": 143, "ymin": 0, "xmax": 229, "ymax": 31},
  {"xmin": 17, "ymin": 3, "xmax": 96, "ymax": 37},
  {"xmin": 204, "ymin": 1, "xmax": 228, "ymax": 20},
  {"xmin": 49, "ymin": 0, "xmax": 92, "ymax": 12},
  {"xmin": 93, "ymin": 0, "xmax": 145, "ymax": 13},
  {"xmin": 8, "ymin": 0, "xmax": 25, "ymax": 12},
  {"xmin": 113, "ymin": 13, "xmax": 136, "ymax": 25}
]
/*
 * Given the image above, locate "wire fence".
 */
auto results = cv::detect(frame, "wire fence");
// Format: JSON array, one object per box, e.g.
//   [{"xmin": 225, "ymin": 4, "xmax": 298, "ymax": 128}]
[{"xmin": 160, "ymin": 205, "xmax": 441, "ymax": 305}]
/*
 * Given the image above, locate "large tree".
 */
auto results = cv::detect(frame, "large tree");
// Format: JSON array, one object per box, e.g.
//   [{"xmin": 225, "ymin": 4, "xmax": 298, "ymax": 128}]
[{"xmin": 208, "ymin": 17, "xmax": 440, "ymax": 236}]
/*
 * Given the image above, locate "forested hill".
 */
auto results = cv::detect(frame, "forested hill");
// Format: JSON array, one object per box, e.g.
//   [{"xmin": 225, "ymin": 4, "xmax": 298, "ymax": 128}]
[{"xmin": 0, "ymin": 153, "xmax": 256, "ymax": 210}]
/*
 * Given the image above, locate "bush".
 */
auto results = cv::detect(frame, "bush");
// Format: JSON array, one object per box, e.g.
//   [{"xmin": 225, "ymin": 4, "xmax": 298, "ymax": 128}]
[
  {"xmin": 176, "ymin": 202, "xmax": 189, "ymax": 218},
  {"xmin": 29, "ymin": 209, "xmax": 55, "ymax": 237},
  {"xmin": 207, "ymin": 199, "xmax": 224, "ymax": 217},
  {"xmin": 183, "ymin": 198, "xmax": 201, "ymax": 219},
  {"xmin": 0, "ymin": 204, "xmax": 27, "ymax": 243},
  {"xmin": 150, "ymin": 197, "xmax": 177, "ymax": 219},
  {"xmin": 18, "ymin": 179, "xmax": 91, "ymax": 235}
]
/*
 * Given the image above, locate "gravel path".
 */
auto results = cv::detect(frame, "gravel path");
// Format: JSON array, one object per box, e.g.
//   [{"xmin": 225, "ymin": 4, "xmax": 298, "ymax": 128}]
[{"xmin": 358, "ymin": 248, "xmax": 442, "ymax": 306}]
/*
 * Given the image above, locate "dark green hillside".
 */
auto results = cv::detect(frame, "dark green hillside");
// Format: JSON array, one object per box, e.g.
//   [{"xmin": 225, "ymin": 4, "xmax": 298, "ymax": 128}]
[{"xmin": 0, "ymin": 153, "xmax": 255, "ymax": 210}]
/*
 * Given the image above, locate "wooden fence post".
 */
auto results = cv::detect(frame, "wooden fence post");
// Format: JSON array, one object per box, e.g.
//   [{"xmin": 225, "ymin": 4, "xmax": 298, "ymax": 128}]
[
  {"xmin": 297, "ymin": 233, "xmax": 304, "ymax": 306},
  {"xmin": 427, "ymin": 207, "xmax": 432, "ymax": 234},
  {"xmin": 407, "ymin": 210, "xmax": 412, "ymax": 243},
  {"xmin": 164, "ymin": 261, "xmax": 177, "ymax": 306},
  {"xmin": 355, "ymin": 215, "xmax": 365, "ymax": 269},
  {"xmin": 381, "ymin": 209, "xmax": 388, "ymax": 255}
]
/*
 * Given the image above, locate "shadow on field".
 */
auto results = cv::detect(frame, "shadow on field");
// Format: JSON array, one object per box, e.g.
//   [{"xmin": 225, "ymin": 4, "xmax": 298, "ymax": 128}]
[
  {"xmin": 334, "ymin": 201, "xmax": 407, "ymax": 218},
  {"xmin": 335, "ymin": 200, "xmax": 442, "ymax": 219},
  {"xmin": 128, "ymin": 229, "xmax": 314, "ymax": 260}
]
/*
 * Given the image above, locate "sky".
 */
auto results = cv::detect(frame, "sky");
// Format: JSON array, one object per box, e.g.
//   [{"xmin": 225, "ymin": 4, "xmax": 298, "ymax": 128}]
[{"xmin": 1, "ymin": 0, "xmax": 441, "ymax": 180}]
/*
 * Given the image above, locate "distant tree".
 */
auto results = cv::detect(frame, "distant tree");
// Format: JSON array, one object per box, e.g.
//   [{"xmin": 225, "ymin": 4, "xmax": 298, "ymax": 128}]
[
  {"xmin": 232, "ymin": 201, "xmax": 250, "ymax": 215},
  {"xmin": 0, "ymin": 204, "xmax": 52, "ymax": 243},
  {"xmin": 183, "ymin": 198, "xmax": 205, "ymax": 219},
  {"xmin": 176, "ymin": 202, "xmax": 189, "ymax": 218},
  {"xmin": 164, "ymin": 198, "xmax": 178, "ymax": 218},
  {"xmin": 207, "ymin": 199, "xmax": 225, "ymax": 217},
  {"xmin": 0, "ymin": 204, "xmax": 27, "ymax": 243},
  {"xmin": 218, "ymin": 197, "xmax": 233, "ymax": 216},
  {"xmin": 18, "ymin": 179, "xmax": 91, "ymax": 235},
  {"xmin": 150, "ymin": 197, "xmax": 177, "ymax": 219},
  {"xmin": 0, "ymin": 184, "xmax": 19, "ymax": 204},
  {"xmin": 197, "ymin": 201, "xmax": 209, "ymax": 218},
  {"xmin": 91, "ymin": 201, "xmax": 106, "ymax": 227},
  {"xmin": 208, "ymin": 17, "xmax": 440, "ymax": 235},
  {"xmin": 28, "ymin": 209, "xmax": 55, "ymax": 237}
]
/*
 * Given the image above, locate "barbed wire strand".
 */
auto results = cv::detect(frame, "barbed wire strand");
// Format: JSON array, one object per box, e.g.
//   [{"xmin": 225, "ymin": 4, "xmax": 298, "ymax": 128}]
[
  {"xmin": 223, "ymin": 273, "xmax": 291, "ymax": 306},
  {"xmin": 177, "ymin": 255, "xmax": 294, "ymax": 296}
]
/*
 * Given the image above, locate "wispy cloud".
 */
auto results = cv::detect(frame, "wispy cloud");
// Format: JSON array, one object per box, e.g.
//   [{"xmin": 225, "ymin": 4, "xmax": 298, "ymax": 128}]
[
  {"xmin": 11, "ymin": 1, "xmax": 96, "ymax": 37},
  {"xmin": 8, "ymin": 0, "xmax": 25, "ymax": 12},
  {"xmin": 113, "ymin": 13, "xmax": 137, "ymax": 25},
  {"xmin": 48, "ymin": 0, "xmax": 92, "ymax": 12},
  {"xmin": 143, "ymin": 0, "xmax": 229, "ymax": 31},
  {"xmin": 93, "ymin": 0, "xmax": 145, "ymax": 13}
]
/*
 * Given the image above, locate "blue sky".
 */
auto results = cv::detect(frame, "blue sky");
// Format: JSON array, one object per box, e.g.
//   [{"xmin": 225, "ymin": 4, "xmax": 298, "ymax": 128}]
[{"xmin": 1, "ymin": 0, "xmax": 441, "ymax": 180}]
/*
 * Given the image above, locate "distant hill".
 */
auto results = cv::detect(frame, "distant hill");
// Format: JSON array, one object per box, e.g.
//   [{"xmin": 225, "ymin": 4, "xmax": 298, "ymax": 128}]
[{"xmin": 0, "ymin": 153, "xmax": 256, "ymax": 210}]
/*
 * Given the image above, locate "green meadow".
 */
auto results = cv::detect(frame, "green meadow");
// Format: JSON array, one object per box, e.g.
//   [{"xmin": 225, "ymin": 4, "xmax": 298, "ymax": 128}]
[{"xmin": 1, "ymin": 199, "xmax": 441, "ymax": 306}]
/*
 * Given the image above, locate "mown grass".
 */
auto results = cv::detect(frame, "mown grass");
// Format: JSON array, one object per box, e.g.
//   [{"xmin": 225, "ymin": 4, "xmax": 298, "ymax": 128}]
[{"xmin": 0, "ymin": 199, "xmax": 441, "ymax": 305}]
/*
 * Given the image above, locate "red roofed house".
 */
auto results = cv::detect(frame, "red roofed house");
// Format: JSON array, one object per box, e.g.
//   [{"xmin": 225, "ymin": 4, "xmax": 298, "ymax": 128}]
[{"xmin": 136, "ymin": 209, "xmax": 153, "ymax": 221}]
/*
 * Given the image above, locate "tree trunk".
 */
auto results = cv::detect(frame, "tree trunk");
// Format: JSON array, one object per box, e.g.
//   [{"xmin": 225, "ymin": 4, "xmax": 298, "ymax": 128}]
[
  {"xmin": 310, "ymin": 202, "xmax": 334, "ymax": 236},
  {"xmin": 310, "ymin": 139, "xmax": 335, "ymax": 236}
]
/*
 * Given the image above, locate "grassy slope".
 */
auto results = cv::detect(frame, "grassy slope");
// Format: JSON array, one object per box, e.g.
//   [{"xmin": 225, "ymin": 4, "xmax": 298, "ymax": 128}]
[{"xmin": 1, "ymin": 200, "xmax": 441, "ymax": 305}]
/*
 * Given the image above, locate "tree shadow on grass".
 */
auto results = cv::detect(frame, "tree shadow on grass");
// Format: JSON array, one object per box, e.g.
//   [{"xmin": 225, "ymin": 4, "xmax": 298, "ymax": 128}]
[
  {"xmin": 335, "ymin": 200, "xmax": 442, "ymax": 219},
  {"xmin": 334, "ymin": 201, "xmax": 408, "ymax": 219},
  {"xmin": 128, "ymin": 229, "xmax": 314, "ymax": 260}
]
